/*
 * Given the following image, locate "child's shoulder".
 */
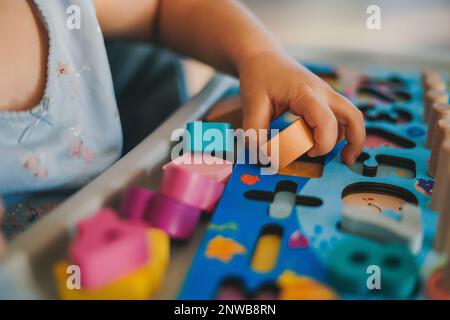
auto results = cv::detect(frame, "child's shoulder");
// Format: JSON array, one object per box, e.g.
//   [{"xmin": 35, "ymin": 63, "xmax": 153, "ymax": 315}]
[{"xmin": 0, "ymin": 1, "xmax": 48, "ymax": 112}]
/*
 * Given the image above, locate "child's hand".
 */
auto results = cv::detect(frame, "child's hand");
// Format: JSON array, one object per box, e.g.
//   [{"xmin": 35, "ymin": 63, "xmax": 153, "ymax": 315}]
[
  {"xmin": 239, "ymin": 51, "xmax": 365, "ymax": 165},
  {"xmin": 95, "ymin": 0, "xmax": 365, "ymax": 164}
]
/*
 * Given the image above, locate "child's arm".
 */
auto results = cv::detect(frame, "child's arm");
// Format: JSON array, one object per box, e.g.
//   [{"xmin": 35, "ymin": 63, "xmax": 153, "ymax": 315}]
[{"xmin": 94, "ymin": 0, "xmax": 365, "ymax": 164}]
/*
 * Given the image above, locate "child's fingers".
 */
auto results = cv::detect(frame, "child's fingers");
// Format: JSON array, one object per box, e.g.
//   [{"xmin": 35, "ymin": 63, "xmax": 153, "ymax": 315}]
[
  {"xmin": 337, "ymin": 125, "xmax": 346, "ymax": 144},
  {"xmin": 242, "ymin": 93, "xmax": 273, "ymax": 145},
  {"xmin": 330, "ymin": 93, "xmax": 366, "ymax": 165},
  {"xmin": 289, "ymin": 85, "xmax": 338, "ymax": 157}
]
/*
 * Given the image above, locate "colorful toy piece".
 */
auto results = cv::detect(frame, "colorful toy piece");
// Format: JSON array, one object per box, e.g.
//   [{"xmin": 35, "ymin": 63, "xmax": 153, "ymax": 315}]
[
  {"xmin": 145, "ymin": 193, "xmax": 202, "ymax": 240},
  {"xmin": 119, "ymin": 184, "xmax": 203, "ymax": 240},
  {"xmin": 277, "ymin": 270, "xmax": 339, "ymax": 300},
  {"xmin": 328, "ymin": 237, "xmax": 418, "ymax": 299},
  {"xmin": 54, "ymin": 228, "xmax": 169, "ymax": 300},
  {"xmin": 69, "ymin": 208, "xmax": 149, "ymax": 289},
  {"xmin": 161, "ymin": 163, "xmax": 225, "ymax": 212},
  {"xmin": 251, "ymin": 225, "xmax": 283, "ymax": 273},
  {"xmin": 185, "ymin": 121, "xmax": 234, "ymax": 158},
  {"xmin": 179, "ymin": 164, "xmax": 328, "ymax": 299},
  {"xmin": 163, "ymin": 152, "xmax": 233, "ymax": 183},
  {"xmin": 180, "ymin": 65, "xmax": 447, "ymax": 301},
  {"xmin": 119, "ymin": 185, "xmax": 155, "ymax": 222},
  {"xmin": 341, "ymin": 204, "xmax": 423, "ymax": 254},
  {"xmin": 261, "ymin": 118, "xmax": 314, "ymax": 170}
]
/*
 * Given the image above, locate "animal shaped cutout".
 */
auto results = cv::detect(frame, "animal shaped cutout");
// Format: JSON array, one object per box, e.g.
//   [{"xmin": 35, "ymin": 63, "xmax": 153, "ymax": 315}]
[
  {"xmin": 348, "ymin": 153, "xmax": 416, "ymax": 179},
  {"xmin": 358, "ymin": 75, "xmax": 411, "ymax": 103},
  {"xmin": 365, "ymin": 128, "xmax": 416, "ymax": 149},
  {"xmin": 358, "ymin": 103, "xmax": 412, "ymax": 124}
]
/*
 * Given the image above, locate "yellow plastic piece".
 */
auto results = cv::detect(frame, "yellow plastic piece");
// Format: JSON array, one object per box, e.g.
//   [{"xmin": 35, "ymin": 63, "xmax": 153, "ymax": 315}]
[
  {"xmin": 54, "ymin": 228, "xmax": 169, "ymax": 300},
  {"xmin": 251, "ymin": 234, "xmax": 281, "ymax": 273},
  {"xmin": 277, "ymin": 270, "xmax": 339, "ymax": 300},
  {"xmin": 205, "ymin": 235, "xmax": 247, "ymax": 263}
]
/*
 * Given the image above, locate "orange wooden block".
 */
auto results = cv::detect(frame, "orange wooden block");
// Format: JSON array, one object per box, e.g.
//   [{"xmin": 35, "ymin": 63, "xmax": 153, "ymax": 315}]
[{"xmin": 262, "ymin": 118, "xmax": 314, "ymax": 170}]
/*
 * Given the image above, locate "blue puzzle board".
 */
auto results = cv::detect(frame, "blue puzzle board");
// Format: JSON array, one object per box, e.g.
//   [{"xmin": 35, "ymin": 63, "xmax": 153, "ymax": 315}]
[{"xmin": 179, "ymin": 64, "xmax": 448, "ymax": 300}]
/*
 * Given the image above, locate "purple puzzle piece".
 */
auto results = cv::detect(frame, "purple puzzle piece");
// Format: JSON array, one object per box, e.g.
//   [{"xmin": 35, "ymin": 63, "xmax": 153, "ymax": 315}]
[
  {"xmin": 145, "ymin": 194, "xmax": 202, "ymax": 240},
  {"xmin": 119, "ymin": 185, "xmax": 156, "ymax": 222}
]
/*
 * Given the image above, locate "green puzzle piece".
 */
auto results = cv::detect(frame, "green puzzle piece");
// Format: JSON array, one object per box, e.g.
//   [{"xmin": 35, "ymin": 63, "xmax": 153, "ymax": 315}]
[{"xmin": 328, "ymin": 237, "xmax": 418, "ymax": 299}]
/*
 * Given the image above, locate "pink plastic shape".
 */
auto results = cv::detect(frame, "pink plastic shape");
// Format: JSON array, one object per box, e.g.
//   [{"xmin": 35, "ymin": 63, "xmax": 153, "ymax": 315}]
[
  {"xmin": 119, "ymin": 185, "xmax": 155, "ymax": 222},
  {"xmin": 70, "ymin": 208, "xmax": 149, "ymax": 289},
  {"xmin": 163, "ymin": 153, "xmax": 233, "ymax": 183},
  {"xmin": 145, "ymin": 194, "xmax": 202, "ymax": 240},
  {"xmin": 161, "ymin": 164, "xmax": 225, "ymax": 212}
]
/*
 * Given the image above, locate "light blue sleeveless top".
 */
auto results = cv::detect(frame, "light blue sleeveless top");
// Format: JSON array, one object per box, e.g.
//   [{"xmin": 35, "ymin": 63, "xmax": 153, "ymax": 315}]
[
  {"xmin": 0, "ymin": 0, "xmax": 122, "ymax": 237},
  {"xmin": 0, "ymin": 0, "xmax": 122, "ymax": 194}
]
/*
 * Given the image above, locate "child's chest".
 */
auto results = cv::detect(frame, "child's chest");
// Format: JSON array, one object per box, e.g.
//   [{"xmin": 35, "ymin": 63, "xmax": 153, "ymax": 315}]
[{"xmin": 0, "ymin": 1, "xmax": 48, "ymax": 112}]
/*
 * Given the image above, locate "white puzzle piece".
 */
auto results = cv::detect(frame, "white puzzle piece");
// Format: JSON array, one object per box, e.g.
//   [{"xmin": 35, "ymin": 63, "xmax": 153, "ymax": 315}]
[{"xmin": 341, "ymin": 204, "xmax": 423, "ymax": 254}]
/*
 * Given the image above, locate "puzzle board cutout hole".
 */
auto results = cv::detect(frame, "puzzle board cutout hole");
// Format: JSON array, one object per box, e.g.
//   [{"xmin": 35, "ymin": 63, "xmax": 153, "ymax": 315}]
[
  {"xmin": 348, "ymin": 153, "xmax": 416, "ymax": 179},
  {"xmin": 244, "ymin": 180, "xmax": 322, "ymax": 219},
  {"xmin": 365, "ymin": 128, "xmax": 416, "ymax": 149},
  {"xmin": 278, "ymin": 155, "xmax": 324, "ymax": 178},
  {"xmin": 358, "ymin": 104, "xmax": 412, "ymax": 124},
  {"xmin": 357, "ymin": 77, "xmax": 412, "ymax": 103},
  {"xmin": 215, "ymin": 277, "xmax": 280, "ymax": 300}
]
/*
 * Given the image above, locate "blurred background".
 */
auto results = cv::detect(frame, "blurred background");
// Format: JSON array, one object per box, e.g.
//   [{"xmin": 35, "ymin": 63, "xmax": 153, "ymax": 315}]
[
  {"xmin": 185, "ymin": 0, "xmax": 450, "ymax": 95},
  {"xmin": 243, "ymin": 0, "xmax": 450, "ymax": 61}
]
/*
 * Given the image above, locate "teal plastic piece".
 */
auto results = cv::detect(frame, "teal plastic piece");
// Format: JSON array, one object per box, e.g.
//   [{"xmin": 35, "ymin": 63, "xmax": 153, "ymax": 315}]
[
  {"xmin": 185, "ymin": 121, "xmax": 233, "ymax": 156},
  {"xmin": 328, "ymin": 237, "xmax": 418, "ymax": 299}
]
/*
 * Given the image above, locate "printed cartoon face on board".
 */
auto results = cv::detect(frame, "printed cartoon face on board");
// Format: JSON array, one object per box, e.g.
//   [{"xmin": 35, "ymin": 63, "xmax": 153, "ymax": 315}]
[
  {"xmin": 341, "ymin": 182, "xmax": 417, "ymax": 214},
  {"xmin": 342, "ymin": 192, "xmax": 406, "ymax": 213}
]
